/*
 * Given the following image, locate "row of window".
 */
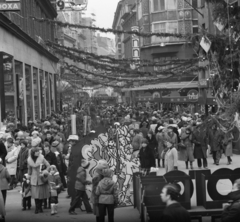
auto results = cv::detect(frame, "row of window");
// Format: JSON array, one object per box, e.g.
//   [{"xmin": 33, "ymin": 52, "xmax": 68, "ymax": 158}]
[{"xmin": 152, "ymin": 0, "xmax": 205, "ymax": 12}]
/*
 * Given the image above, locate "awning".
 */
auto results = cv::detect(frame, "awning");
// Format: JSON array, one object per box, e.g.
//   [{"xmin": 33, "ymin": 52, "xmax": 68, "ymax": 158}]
[{"xmin": 122, "ymin": 81, "xmax": 199, "ymax": 92}]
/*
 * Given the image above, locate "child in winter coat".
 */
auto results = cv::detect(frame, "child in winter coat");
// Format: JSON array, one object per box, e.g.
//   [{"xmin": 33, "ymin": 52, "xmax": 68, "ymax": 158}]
[
  {"xmin": 48, "ymin": 165, "xmax": 62, "ymax": 215},
  {"xmin": 96, "ymin": 169, "xmax": 119, "ymax": 222},
  {"xmin": 21, "ymin": 174, "xmax": 31, "ymax": 210}
]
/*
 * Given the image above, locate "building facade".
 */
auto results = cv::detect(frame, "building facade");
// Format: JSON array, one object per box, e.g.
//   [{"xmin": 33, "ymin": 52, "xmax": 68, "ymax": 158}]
[
  {"xmin": 0, "ymin": 0, "xmax": 59, "ymax": 125},
  {"xmin": 112, "ymin": 0, "xmax": 220, "ymax": 110}
]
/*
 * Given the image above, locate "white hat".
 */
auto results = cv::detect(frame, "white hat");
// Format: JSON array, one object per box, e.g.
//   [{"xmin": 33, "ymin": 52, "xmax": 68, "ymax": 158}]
[
  {"xmin": 114, "ymin": 122, "xmax": 120, "ymax": 126},
  {"xmin": 67, "ymin": 135, "xmax": 79, "ymax": 141},
  {"xmin": 31, "ymin": 131, "xmax": 39, "ymax": 136},
  {"xmin": 31, "ymin": 138, "xmax": 41, "ymax": 147},
  {"xmin": 158, "ymin": 126, "xmax": 165, "ymax": 131},
  {"xmin": 152, "ymin": 117, "xmax": 157, "ymax": 121},
  {"xmin": 44, "ymin": 121, "xmax": 51, "ymax": 126}
]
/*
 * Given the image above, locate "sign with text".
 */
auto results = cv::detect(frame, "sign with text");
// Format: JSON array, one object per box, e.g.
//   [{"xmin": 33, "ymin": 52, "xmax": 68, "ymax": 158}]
[
  {"xmin": 0, "ymin": 0, "xmax": 20, "ymax": 11},
  {"xmin": 187, "ymin": 89, "xmax": 199, "ymax": 101}
]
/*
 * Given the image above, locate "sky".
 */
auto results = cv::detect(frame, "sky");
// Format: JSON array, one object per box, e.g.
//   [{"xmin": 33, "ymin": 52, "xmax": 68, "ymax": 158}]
[{"xmin": 86, "ymin": 0, "xmax": 120, "ymax": 38}]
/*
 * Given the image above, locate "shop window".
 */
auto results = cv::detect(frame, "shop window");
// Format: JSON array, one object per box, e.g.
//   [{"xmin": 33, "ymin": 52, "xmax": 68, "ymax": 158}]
[
  {"xmin": 33, "ymin": 67, "xmax": 39, "ymax": 120},
  {"xmin": 0, "ymin": 53, "xmax": 14, "ymax": 122},
  {"xmin": 39, "ymin": 70, "xmax": 45, "ymax": 119},
  {"xmin": 45, "ymin": 72, "xmax": 50, "ymax": 115},
  {"xmin": 25, "ymin": 64, "xmax": 33, "ymax": 121},
  {"xmin": 15, "ymin": 60, "xmax": 24, "ymax": 125}
]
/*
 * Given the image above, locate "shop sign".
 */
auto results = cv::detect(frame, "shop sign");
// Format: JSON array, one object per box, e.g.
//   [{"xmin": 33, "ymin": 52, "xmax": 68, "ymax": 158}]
[
  {"xmin": 187, "ymin": 89, "xmax": 199, "ymax": 101},
  {"xmin": 0, "ymin": 0, "xmax": 21, "ymax": 11}
]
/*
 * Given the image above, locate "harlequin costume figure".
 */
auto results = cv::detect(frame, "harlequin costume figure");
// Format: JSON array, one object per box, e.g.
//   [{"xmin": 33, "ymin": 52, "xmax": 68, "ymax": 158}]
[{"xmin": 22, "ymin": 174, "xmax": 31, "ymax": 211}]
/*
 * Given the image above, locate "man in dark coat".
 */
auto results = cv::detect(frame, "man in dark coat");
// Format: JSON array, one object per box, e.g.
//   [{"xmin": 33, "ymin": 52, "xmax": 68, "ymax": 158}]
[
  {"xmin": 222, "ymin": 179, "xmax": 240, "ymax": 222},
  {"xmin": 43, "ymin": 142, "xmax": 58, "ymax": 167},
  {"xmin": 0, "ymin": 141, "xmax": 7, "ymax": 166},
  {"xmin": 208, "ymin": 124, "xmax": 224, "ymax": 165},
  {"xmin": 160, "ymin": 184, "xmax": 190, "ymax": 222},
  {"xmin": 192, "ymin": 124, "xmax": 208, "ymax": 169}
]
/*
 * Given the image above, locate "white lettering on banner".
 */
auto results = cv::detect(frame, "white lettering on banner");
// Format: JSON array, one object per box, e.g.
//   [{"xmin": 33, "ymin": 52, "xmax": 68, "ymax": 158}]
[
  {"xmin": 188, "ymin": 93, "xmax": 199, "ymax": 100},
  {"xmin": 0, "ymin": 3, "xmax": 20, "ymax": 11}
]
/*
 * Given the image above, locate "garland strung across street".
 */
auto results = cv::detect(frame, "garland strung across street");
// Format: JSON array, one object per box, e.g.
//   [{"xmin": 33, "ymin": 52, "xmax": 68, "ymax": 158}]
[
  {"xmin": 47, "ymin": 41, "xmax": 200, "ymax": 66},
  {"xmin": 30, "ymin": 16, "xmax": 188, "ymax": 38},
  {"xmin": 54, "ymin": 45, "xmax": 199, "ymax": 77}
]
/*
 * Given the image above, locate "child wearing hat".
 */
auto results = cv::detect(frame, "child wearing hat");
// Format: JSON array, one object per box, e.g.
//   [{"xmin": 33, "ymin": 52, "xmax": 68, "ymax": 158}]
[
  {"xmin": 48, "ymin": 165, "xmax": 62, "ymax": 215},
  {"xmin": 21, "ymin": 174, "xmax": 31, "ymax": 211}
]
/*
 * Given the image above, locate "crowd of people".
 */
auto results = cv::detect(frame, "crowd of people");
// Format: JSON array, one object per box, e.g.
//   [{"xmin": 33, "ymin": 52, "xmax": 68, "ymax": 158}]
[{"xmin": 0, "ymin": 103, "xmax": 239, "ymax": 222}]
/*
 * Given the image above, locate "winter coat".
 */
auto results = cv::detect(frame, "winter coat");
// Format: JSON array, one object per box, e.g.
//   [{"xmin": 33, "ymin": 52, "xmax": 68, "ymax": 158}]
[
  {"xmin": 45, "ymin": 151, "xmax": 58, "ymax": 167},
  {"xmin": 222, "ymin": 190, "xmax": 240, "ymax": 222},
  {"xmin": 0, "ymin": 142, "xmax": 7, "ymax": 166},
  {"xmin": 75, "ymin": 166, "xmax": 88, "ymax": 191},
  {"xmin": 156, "ymin": 132, "xmax": 166, "ymax": 159},
  {"xmin": 179, "ymin": 131, "xmax": 194, "ymax": 162},
  {"xmin": 18, "ymin": 147, "xmax": 29, "ymax": 171},
  {"xmin": 95, "ymin": 177, "xmax": 118, "ymax": 205},
  {"xmin": 0, "ymin": 164, "xmax": 10, "ymax": 190},
  {"xmin": 165, "ymin": 147, "xmax": 178, "ymax": 173},
  {"xmin": 146, "ymin": 135, "xmax": 158, "ymax": 158},
  {"xmin": 27, "ymin": 154, "xmax": 50, "ymax": 186},
  {"xmin": 22, "ymin": 180, "xmax": 31, "ymax": 198},
  {"xmin": 131, "ymin": 134, "xmax": 143, "ymax": 152},
  {"xmin": 139, "ymin": 145, "xmax": 155, "ymax": 168},
  {"xmin": 161, "ymin": 202, "xmax": 191, "ymax": 222},
  {"xmin": 164, "ymin": 132, "xmax": 178, "ymax": 149},
  {"xmin": 54, "ymin": 151, "xmax": 66, "ymax": 175},
  {"xmin": 192, "ymin": 126, "xmax": 208, "ymax": 159},
  {"xmin": 223, "ymin": 132, "xmax": 233, "ymax": 157},
  {"xmin": 48, "ymin": 172, "xmax": 62, "ymax": 196},
  {"xmin": 209, "ymin": 129, "xmax": 224, "ymax": 152},
  {"xmin": 5, "ymin": 145, "xmax": 20, "ymax": 175}
]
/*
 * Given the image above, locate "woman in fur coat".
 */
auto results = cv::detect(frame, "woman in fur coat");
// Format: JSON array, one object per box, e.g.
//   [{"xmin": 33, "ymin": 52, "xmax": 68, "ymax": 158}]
[{"xmin": 27, "ymin": 147, "xmax": 50, "ymax": 214}]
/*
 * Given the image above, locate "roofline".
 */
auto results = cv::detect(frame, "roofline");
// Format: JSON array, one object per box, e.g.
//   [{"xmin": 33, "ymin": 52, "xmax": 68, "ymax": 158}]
[{"xmin": 112, "ymin": 0, "xmax": 123, "ymax": 29}]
